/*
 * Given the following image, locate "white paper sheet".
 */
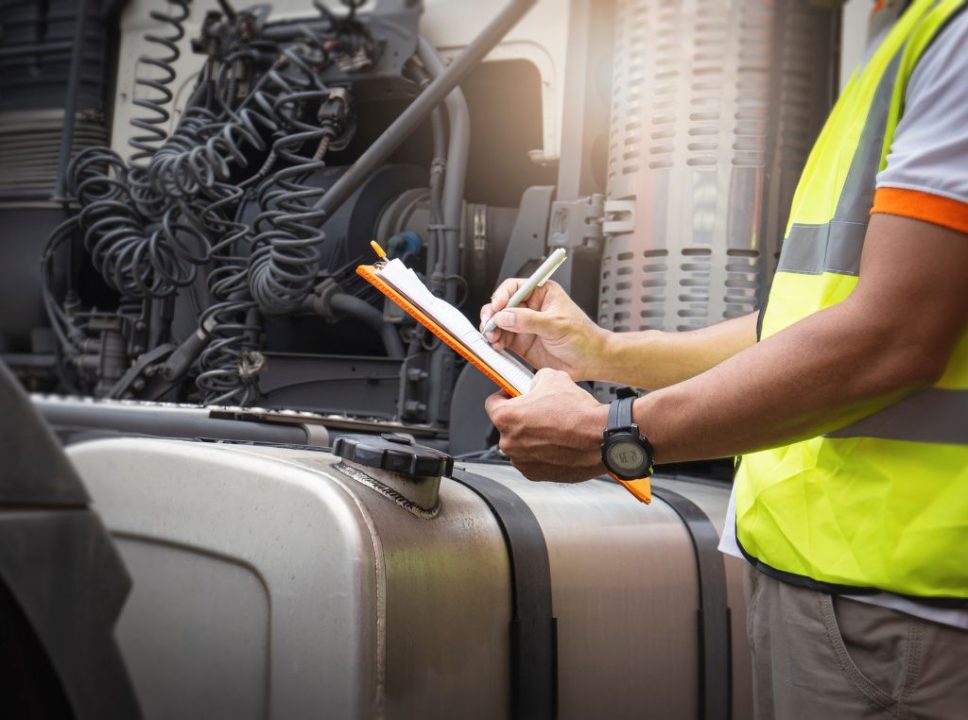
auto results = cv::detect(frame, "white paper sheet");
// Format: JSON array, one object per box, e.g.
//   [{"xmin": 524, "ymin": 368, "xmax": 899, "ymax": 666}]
[{"xmin": 378, "ymin": 259, "xmax": 533, "ymax": 395}]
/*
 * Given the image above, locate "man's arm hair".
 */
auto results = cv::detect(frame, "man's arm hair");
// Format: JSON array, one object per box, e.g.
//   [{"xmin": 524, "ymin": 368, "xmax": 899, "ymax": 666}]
[{"xmin": 634, "ymin": 214, "xmax": 968, "ymax": 463}]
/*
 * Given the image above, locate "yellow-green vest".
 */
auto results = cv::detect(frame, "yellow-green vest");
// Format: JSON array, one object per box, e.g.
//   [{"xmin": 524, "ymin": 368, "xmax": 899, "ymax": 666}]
[{"xmin": 735, "ymin": 0, "xmax": 968, "ymax": 603}]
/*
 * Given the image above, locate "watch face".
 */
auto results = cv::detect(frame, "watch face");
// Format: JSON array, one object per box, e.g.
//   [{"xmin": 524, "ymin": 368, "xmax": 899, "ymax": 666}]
[{"xmin": 605, "ymin": 439, "xmax": 648, "ymax": 475}]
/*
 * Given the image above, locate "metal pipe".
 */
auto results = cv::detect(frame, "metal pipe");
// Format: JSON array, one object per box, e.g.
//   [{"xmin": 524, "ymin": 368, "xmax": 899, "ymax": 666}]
[
  {"xmin": 312, "ymin": 0, "xmax": 537, "ymax": 220},
  {"xmin": 427, "ymin": 104, "xmax": 447, "ymax": 293},
  {"xmin": 411, "ymin": 59, "xmax": 447, "ymax": 288},
  {"xmin": 416, "ymin": 37, "xmax": 471, "ymax": 304},
  {"xmin": 54, "ymin": 0, "xmax": 91, "ymax": 202},
  {"xmin": 330, "ymin": 293, "xmax": 406, "ymax": 359},
  {"xmin": 0, "ymin": 41, "xmax": 74, "ymax": 58},
  {"xmin": 35, "ymin": 397, "xmax": 313, "ymax": 446}
]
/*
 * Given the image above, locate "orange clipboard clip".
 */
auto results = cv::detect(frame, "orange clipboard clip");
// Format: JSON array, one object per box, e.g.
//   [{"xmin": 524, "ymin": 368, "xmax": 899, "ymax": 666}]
[
  {"xmin": 609, "ymin": 474, "xmax": 652, "ymax": 504},
  {"xmin": 356, "ymin": 262, "xmax": 523, "ymax": 398}
]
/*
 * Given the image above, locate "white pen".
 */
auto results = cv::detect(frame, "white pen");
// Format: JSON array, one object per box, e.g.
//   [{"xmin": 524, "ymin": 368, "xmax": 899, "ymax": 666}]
[{"xmin": 483, "ymin": 248, "xmax": 568, "ymax": 334}]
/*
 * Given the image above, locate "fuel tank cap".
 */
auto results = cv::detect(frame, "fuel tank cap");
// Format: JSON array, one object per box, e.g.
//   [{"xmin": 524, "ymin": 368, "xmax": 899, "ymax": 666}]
[{"xmin": 333, "ymin": 433, "xmax": 453, "ymax": 478}]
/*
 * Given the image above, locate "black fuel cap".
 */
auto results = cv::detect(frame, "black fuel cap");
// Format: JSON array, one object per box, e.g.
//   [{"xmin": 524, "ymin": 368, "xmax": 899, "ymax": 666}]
[{"xmin": 334, "ymin": 433, "xmax": 454, "ymax": 478}]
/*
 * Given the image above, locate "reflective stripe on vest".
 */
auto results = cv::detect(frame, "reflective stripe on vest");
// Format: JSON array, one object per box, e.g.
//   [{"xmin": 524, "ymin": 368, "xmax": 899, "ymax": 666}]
[{"xmin": 735, "ymin": 0, "xmax": 968, "ymax": 602}]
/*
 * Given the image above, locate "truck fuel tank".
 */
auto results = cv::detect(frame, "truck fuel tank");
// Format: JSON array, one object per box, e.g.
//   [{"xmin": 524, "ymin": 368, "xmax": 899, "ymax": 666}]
[{"xmin": 67, "ymin": 435, "xmax": 752, "ymax": 719}]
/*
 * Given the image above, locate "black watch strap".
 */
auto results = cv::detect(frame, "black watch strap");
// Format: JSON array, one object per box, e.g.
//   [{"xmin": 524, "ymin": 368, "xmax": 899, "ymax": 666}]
[{"xmin": 607, "ymin": 396, "xmax": 635, "ymax": 431}]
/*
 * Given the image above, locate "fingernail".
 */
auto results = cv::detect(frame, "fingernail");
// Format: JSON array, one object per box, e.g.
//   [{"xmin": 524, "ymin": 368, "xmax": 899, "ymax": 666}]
[{"xmin": 495, "ymin": 311, "xmax": 514, "ymax": 328}]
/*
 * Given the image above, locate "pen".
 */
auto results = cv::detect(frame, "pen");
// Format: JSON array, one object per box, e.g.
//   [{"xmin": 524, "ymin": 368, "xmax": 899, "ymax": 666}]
[{"xmin": 483, "ymin": 248, "xmax": 567, "ymax": 334}]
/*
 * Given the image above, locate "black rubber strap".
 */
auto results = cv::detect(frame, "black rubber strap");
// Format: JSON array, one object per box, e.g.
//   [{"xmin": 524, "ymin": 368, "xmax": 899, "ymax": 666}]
[
  {"xmin": 451, "ymin": 468, "xmax": 557, "ymax": 720},
  {"xmin": 607, "ymin": 396, "xmax": 634, "ymax": 432},
  {"xmin": 652, "ymin": 486, "xmax": 731, "ymax": 720},
  {"xmin": 607, "ymin": 397, "xmax": 619, "ymax": 430}
]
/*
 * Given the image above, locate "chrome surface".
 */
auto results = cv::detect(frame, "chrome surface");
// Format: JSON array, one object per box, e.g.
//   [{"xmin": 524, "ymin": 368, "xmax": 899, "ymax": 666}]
[
  {"xmin": 68, "ymin": 438, "xmax": 752, "ymax": 719},
  {"xmin": 600, "ymin": 0, "xmax": 837, "ymax": 333}
]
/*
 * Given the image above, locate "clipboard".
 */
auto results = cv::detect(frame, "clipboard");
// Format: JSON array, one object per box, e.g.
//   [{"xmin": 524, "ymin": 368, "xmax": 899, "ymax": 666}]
[{"xmin": 358, "ymin": 249, "xmax": 650, "ymax": 505}]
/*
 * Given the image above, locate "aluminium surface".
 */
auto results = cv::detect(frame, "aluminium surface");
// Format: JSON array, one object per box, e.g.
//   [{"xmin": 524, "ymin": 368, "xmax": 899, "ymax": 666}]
[
  {"xmin": 67, "ymin": 436, "xmax": 752, "ymax": 719},
  {"xmin": 68, "ymin": 438, "xmax": 511, "ymax": 719},
  {"xmin": 599, "ymin": 0, "xmax": 838, "ymax": 334}
]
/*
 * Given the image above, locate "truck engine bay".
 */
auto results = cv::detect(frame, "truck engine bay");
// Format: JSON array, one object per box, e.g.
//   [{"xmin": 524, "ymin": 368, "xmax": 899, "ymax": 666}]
[{"xmin": 1, "ymin": 0, "xmax": 836, "ymax": 458}]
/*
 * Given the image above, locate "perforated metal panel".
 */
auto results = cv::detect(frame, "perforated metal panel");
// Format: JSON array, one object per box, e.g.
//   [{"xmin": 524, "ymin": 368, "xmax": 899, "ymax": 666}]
[{"xmin": 600, "ymin": 0, "xmax": 837, "ymax": 333}]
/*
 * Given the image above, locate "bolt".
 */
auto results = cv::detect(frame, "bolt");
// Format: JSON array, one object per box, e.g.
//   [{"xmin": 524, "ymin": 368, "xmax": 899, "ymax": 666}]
[
  {"xmin": 406, "ymin": 368, "xmax": 429, "ymax": 382},
  {"xmin": 402, "ymin": 400, "xmax": 427, "ymax": 420}
]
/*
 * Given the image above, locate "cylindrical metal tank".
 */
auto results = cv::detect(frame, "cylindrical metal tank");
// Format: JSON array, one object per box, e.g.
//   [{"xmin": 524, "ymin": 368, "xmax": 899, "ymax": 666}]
[
  {"xmin": 67, "ymin": 436, "xmax": 752, "ymax": 719},
  {"xmin": 600, "ymin": 0, "xmax": 838, "ymax": 333}
]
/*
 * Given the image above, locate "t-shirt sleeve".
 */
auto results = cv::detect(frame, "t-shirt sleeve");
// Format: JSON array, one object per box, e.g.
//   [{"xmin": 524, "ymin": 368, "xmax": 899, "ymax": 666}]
[{"xmin": 872, "ymin": 10, "xmax": 968, "ymax": 234}]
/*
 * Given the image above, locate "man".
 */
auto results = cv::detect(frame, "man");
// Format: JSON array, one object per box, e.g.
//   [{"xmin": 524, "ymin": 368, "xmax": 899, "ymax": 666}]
[{"xmin": 481, "ymin": 0, "xmax": 967, "ymax": 717}]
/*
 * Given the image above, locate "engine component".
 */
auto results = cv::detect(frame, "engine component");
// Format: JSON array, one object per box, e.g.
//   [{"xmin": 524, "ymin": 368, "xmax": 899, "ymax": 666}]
[
  {"xmin": 129, "ymin": 0, "xmax": 190, "ymax": 164},
  {"xmin": 67, "ymin": 434, "xmax": 753, "ymax": 719},
  {"xmin": 23, "ymin": 0, "xmax": 546, "ymax": 425},
  {"xmin": 599, "ymin": 0, "xmax": 838, "ymax": 333},
  {"xmin": 1, "ymin": 0, "xmax": 564, "ymax": 451},
  {"xmin": 0, "ymin": 0, "xmax": 118, "ymax": 353},
  {"xmin": 246, "ymin": 85, "xmax": 355, "ymax": 316},
  {"xmin": 0, "ymin": 0, "xmax": 114, "ymax": 199}
]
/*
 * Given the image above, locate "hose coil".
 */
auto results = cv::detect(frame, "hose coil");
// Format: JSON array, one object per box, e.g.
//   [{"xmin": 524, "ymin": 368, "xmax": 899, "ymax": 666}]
[
  {"xmin": 69, "ymin": 147, "xmax": 207, "ymax": 298},
  {"xmin": 129, "ymin": 0, "xmax": 191, "ymax": 165}
]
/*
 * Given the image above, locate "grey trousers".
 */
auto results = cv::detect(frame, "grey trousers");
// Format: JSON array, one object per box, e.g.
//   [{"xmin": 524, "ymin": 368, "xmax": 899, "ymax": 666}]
[{"xmin": 744, "ymin": 565, "xmax": 968, "ymax": 720}]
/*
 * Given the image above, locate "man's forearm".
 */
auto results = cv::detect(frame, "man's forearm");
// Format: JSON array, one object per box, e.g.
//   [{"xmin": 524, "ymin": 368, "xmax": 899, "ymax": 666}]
[
  {"xmin": 597, "ymin": 312, "xmax": 758, "ymax": 389},
  {"xmin": 633, "ymin": 299, "xmax": 945, "ymax": 464}
]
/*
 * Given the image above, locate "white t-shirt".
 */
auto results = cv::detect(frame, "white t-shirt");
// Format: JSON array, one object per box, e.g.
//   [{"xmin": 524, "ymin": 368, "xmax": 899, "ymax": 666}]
[
  {"xmin": 720, "ymin": 3, "xmax": 968, "ymax": 629},
  {"xmin": 875, "ymin": 7, "xmax": 968, "ymax": 205}
]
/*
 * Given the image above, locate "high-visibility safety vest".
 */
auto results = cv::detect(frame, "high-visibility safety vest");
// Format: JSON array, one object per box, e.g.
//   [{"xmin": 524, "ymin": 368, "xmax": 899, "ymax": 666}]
[{"xmin": 735, "ymin": 0, "xmax": 968, "ymax": 604}]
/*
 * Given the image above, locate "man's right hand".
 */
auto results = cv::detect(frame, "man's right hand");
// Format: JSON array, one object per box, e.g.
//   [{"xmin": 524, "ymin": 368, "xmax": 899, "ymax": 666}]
[{"xmin": 480, "ymin": 279, "xmax": 609, "ymax": 381}]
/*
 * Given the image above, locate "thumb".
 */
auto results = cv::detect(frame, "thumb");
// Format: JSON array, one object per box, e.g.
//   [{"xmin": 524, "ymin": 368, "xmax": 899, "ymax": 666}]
[{"xmin": 493, "ymin": 308, "xmax": 560, "ymax": 337}]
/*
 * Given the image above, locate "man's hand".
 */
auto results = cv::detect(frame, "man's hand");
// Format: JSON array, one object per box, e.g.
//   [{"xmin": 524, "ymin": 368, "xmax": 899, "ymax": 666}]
[
  {"xmin": 480, "ymin": 279, "xmax": 609, "ymax": 380},
  {"xmin": 485, "ymin": 368, "xmax": 608, "ymax": 482}
]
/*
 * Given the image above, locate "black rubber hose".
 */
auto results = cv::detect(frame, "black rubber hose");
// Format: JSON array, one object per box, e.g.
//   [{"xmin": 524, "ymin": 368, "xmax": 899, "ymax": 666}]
[{"xmin": 329, "ymin": 293, "xmax": 405, "ymax": 359}]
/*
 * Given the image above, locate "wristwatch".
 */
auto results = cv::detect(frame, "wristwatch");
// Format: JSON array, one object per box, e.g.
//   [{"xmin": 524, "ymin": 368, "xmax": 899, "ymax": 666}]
[{"xmin": 601, "ymin": 396, "xmax": 655, "ymax": 481}]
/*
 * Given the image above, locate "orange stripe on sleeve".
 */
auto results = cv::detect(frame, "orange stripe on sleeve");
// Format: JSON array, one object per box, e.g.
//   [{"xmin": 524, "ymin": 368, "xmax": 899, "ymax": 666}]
[{"xmin": 871, "ymin": 187, "xmax": 968, "ymax": 234}]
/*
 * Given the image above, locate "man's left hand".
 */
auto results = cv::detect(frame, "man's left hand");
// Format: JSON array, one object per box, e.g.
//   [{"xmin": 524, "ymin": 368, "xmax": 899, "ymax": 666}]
[{"xmin": 485, "ymin": 368, "xmax": 608, "ymax": 482}]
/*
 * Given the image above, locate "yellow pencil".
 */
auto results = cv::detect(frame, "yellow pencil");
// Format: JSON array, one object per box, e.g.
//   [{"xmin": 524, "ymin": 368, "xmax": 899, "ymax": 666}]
[{"xmin": 370, "ymin": 240, "xmax": 387, "ymax": 259}]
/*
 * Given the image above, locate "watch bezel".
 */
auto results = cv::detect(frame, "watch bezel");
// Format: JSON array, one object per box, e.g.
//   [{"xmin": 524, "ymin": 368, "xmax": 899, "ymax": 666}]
[{"xmin": 601, "ymin": 425, "xmax": 655, "ymax": 480}]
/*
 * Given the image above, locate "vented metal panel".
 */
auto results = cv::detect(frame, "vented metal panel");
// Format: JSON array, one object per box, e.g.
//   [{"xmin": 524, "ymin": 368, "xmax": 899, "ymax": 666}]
[
  {"xmin": 0, "ymin": 0, "xmax": 111, "ymax": 113},
  {"xmin": 600, "ymin": 0, "xmax": 837, "ymax": 333},
  {"xmin": 0, "ymin": 0, "xmax": 113, "ymax": 201},
  {"xmin": 0, "ymin": 111, "xmax": 109, "ymax": 195}
]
